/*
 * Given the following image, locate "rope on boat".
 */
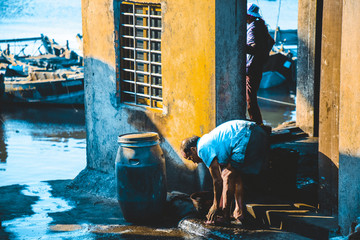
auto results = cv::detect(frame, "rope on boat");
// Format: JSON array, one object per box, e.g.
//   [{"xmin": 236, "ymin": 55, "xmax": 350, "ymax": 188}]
[{"xmin": 257, "ymin": 96, "xmax": 296, "ymax": 107}]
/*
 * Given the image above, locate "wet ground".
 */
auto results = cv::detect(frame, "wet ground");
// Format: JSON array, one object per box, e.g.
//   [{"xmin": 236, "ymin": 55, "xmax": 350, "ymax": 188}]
[
  {"xmin": 0, "ymin": 180, "xmax": 202, "ymax": 240},
  {"xmin": 0, "ymin": 179, "xmax": 311, "ymax": 240}
]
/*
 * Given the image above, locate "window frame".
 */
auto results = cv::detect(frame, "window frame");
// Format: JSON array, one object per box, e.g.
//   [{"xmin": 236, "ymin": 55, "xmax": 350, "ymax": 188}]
[{"xmin": 117, "ymin": 1, "xmax": 163, "ymax": 110}]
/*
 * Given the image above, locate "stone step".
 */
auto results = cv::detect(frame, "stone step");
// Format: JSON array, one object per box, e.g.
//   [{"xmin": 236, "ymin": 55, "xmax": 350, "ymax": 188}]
[
  {"xmin": 246, "ymin": 203, "xmax": 316, "ymax": 226},
  {"xmin": 246, "ymin": 203, "xmax": 294, "ymax": 226},
  {"xmin": 245, "ymin": 203, "xmax": 338, "ymax": 240},
  {"xmin": 270, "ymin": 126, "xmax": 308, "ymax": 144},
  {"xmin": 266, "ymin": 211, "xmax": 339, "ymax": 240}
]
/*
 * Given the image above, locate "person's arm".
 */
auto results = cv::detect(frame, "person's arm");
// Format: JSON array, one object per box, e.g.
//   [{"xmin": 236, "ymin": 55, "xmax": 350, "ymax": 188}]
[
  {"xmin": 206, "ymin": 157, "xmax": 223, "ymax": 223},
  {"xmin": 246, "ymin": 44, "xmax": 256, "ymax": 55}
]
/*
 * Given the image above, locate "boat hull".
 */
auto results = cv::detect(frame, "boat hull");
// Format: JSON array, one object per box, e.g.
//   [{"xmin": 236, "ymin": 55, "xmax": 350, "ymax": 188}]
[
  {"xmin": 2, "ymin": 77, "xmax": 84, "ymax": 105},
  {"xmin": 260, "ymin": 52, "xmax": 296, "ymax": 89}
]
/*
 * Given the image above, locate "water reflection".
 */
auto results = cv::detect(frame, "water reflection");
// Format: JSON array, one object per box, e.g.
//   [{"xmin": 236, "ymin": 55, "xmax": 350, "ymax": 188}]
[
  {"xmin": 2, "ymin": 182, "xmax": 74, "ymax": 239},
  {"xmin": 0, "ymin": 105, "xmax": 86, "ymax": 187}
]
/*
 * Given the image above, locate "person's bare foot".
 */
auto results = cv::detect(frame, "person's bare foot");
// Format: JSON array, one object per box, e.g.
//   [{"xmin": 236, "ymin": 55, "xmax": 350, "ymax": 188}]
[
  {"xmin": 231, "ymin": 218, "xmax": 243, "ymax": 226},
  {"xmin": 205, "ymin": 216, "xmax": 230, "ymax": 226},
  {"xmin": 232, "ymin": 208, "xmax": 244, "ymax": 221}
]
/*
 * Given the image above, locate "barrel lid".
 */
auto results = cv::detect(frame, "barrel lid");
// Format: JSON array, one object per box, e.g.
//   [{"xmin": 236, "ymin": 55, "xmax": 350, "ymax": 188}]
[{"xmin": 118, "ymin": 132, "xmax": 159, "ymax": 143}]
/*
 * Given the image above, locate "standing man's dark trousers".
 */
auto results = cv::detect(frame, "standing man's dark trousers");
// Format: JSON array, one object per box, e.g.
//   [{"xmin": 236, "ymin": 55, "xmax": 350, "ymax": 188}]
[{"xmin": 246, "ymin": 71, "xmax": 263, "ymax": 125}]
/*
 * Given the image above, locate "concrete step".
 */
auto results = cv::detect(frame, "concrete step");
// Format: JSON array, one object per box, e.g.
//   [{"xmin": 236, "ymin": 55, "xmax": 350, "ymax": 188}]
[
  {"xmin": 267, "ymin": 211, "xmax": 339, "ymax": 240},
  {"xmin": 245, "ymin": 203, "xmax": 339, "ymax": 240},
  {"xmin": 246, "ymin": 203, "xmax": 316, "ymax": 225},
  {"xmin": 270, "ymin": 126, "xmax": 308, "ymax": 144},
  {"xmin": 246, "ymin": 203, "xmax": 294, "ymax": 226}
]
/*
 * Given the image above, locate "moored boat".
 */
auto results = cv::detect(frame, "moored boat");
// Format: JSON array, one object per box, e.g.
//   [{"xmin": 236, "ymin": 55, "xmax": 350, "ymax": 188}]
[
  {"xmin": 260, "ymin": 28, "xmax": 297, "ymax": 90},
  {"xmin": 0, "ymin": 34, "xmax": 84, "ymax": 106},
  {"xmin": 2, "ymin": 68, "xmax": 84, "ymax": 105}
]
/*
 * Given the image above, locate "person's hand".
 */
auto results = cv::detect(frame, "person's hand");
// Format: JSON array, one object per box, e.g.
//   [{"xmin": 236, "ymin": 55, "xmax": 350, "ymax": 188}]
[{"xmin": 206, "ymin": 203, "xmax": 221, "ymax": 224}]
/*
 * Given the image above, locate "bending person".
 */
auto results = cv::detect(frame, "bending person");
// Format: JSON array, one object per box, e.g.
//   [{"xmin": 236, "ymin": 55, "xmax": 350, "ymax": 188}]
[{"xmin": 180, "ymin": 120, "xmax": 268, "ymax": 224}]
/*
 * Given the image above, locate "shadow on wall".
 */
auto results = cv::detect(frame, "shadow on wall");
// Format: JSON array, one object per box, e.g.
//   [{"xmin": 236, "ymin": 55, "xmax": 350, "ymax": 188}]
[
  {"xmin": 125, "ymin": 108, "xmax": 212, "ymax": 194},
  {"xmin": 318, "ymin": 152, "xmax": 338, "ymax": 216}
]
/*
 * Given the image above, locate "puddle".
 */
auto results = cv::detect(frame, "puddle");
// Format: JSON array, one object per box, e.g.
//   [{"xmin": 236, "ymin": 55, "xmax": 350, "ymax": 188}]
[
  {"xmin": 2, "ymin": 182, "xmax": 103, "ymax": 239},
  {"xmin": 2, "ymin": 182, "xmax": 77, "ymax": 239},
  {"xmin": 2, "ymin": 182, "xmax": 199, "ymax": 239}
]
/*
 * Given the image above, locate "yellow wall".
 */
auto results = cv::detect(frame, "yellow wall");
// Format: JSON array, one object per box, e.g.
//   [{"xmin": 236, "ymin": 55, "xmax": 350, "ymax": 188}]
[
  {"xmin": 82, "ymin": 0, "xmax": 217, "ymax": 172},
  {"xmin": 120, "ymin": 0, "xmax": 217, "ymax": 169},
  {"xmin": 159, "ymin": 0, "xmax": 216, "ymax": 168},
  {"xmin": 82, "ymin": 0, "xmax": 116, "ymax": 67}
]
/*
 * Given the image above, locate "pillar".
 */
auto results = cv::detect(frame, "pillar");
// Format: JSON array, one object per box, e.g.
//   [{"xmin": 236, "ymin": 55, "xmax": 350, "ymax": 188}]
[
  {"xmin": 215, "ymin": 0, "xmax": 247, "ymax": 125},
  {"xmin": 296, "ymin": 0, "xmax": 323, "ymax": 137},
  {"xmin": 318, "ymin": 0, "xmax": 342, "ymax": 215},
  {"xmin": 338, "ymin": 0, "xmax": 360, "ymax": 235}
]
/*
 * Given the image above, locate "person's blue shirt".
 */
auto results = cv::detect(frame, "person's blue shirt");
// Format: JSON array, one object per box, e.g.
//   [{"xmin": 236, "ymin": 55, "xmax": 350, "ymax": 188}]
[{"xmin": 197, "ymin": 120, "xmax": 255, "ymax": 168}]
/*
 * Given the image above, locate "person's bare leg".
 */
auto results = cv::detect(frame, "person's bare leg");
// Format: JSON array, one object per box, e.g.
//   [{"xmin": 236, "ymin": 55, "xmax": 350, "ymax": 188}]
[
  {"xmin": 233, "ymin": 173, "xmax": 244, "ymax": 221},
  {"xmin": 221, "ymin": 167, "xmax": 235, "ymax": 222}
]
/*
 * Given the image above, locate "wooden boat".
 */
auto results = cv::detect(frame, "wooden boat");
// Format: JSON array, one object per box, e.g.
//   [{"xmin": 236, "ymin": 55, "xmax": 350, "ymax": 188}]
[
  {"xmin": 1, "ymin": 68, "xmax": 84, "ymax": 105},
  {"xmin": 260, "ymin": 49, "xmax": 296, "ymax": 89},
  {"xmin": 0, "ymin": 35, "xmax": 84, "ymax": 106},
  {"xmin": 260, "ymin": 28, "xmax": 297, "ymax": 89}
]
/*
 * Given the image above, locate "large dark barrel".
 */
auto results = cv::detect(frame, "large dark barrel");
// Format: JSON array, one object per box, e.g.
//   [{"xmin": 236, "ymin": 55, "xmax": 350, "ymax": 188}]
[{"xmin": 115, "ymin": 132, "xmax": 167, "ymax": 223}]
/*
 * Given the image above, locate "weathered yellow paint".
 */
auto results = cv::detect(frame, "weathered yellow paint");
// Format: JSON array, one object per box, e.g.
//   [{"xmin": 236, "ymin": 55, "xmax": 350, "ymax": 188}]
[
  {"xmin": 82, "ymin": 0, "xmax": 217, "ymax": 170},
  {"xmin": 147, "ymin": 0, "xmax": 216, "ymax": 169},
  {"xmin": 81, "ymin": 0, "xmax": 116, "ymax": 68},
  {"xmin": 319, "ymin": 0, "xmax": 342, "ymax": 165},
  {"xmin": 317, "ymin": 0, "xmax": 342, "ymax": 215},
  {"xmin": 128, "ymin": 0, "xmax": 161, "ymax": 3}
]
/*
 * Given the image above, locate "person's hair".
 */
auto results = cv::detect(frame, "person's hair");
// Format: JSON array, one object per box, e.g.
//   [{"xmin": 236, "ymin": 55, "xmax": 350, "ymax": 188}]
[{"xmin": 180, "ymin": 136, "xmax": 200, "ymax": 154}]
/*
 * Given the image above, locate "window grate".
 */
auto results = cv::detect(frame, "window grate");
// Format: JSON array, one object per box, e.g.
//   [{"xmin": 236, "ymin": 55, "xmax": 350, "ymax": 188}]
[{"xmin": 120, "ymin": 2, "xmax": 162, "ymax": 109}]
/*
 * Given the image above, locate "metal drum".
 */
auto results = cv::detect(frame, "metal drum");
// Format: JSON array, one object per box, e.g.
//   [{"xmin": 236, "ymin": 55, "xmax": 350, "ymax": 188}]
[{"xmin": 115, "ymin": 132, "xmax": 167, "ymax": 223}]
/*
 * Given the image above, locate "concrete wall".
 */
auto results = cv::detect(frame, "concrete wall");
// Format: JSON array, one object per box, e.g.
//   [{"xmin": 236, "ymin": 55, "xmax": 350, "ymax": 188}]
[
  {"xmin": 338, "ymin": 0, "xmax": 360, "ymax": 234},
  {"xmin": 296, "ymin": 0, "xmax": 322, "ymax": 137},
  {"xmin": 318, "ymin": 0, "xmax": 342, "ymax": 215},
  {"xmin": 215, "ymin": 0, "xmax": 246, "ymax": 125},
  {"xmin": 76, "ymin": 0, "xmax": 247, "ymax": 198}
]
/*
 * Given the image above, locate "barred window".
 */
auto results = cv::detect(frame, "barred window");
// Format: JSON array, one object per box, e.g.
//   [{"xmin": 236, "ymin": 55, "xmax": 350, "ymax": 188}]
[{"xmin": 120, "ymin": 2, "xmax": 162, "ymax": 109}]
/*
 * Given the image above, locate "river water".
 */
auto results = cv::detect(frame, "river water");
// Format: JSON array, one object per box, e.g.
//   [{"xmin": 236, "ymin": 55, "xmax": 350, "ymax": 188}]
[{"xmin": 0, "ymin": 105, "xmax": 86, "ymax": 187}]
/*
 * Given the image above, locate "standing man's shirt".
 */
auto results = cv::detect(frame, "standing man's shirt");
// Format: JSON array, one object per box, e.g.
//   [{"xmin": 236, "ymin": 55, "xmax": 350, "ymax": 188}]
[
  {"xmin": 246, "ymin": 19, "xmax": 267, "ymax": 75},
  {"xmin": 246, "ymin": 21, "xmax": 256, "ymax": 71}
]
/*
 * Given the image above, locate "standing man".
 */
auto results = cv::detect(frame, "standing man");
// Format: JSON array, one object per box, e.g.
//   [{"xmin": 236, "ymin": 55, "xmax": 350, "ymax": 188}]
[
  {"xmin": 180, "ymin": 120, "xmax": 268, "ymax": 225},
  {"xmin": 246, "ymin": 3, "xmax": 272, "ymax": 126}
]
